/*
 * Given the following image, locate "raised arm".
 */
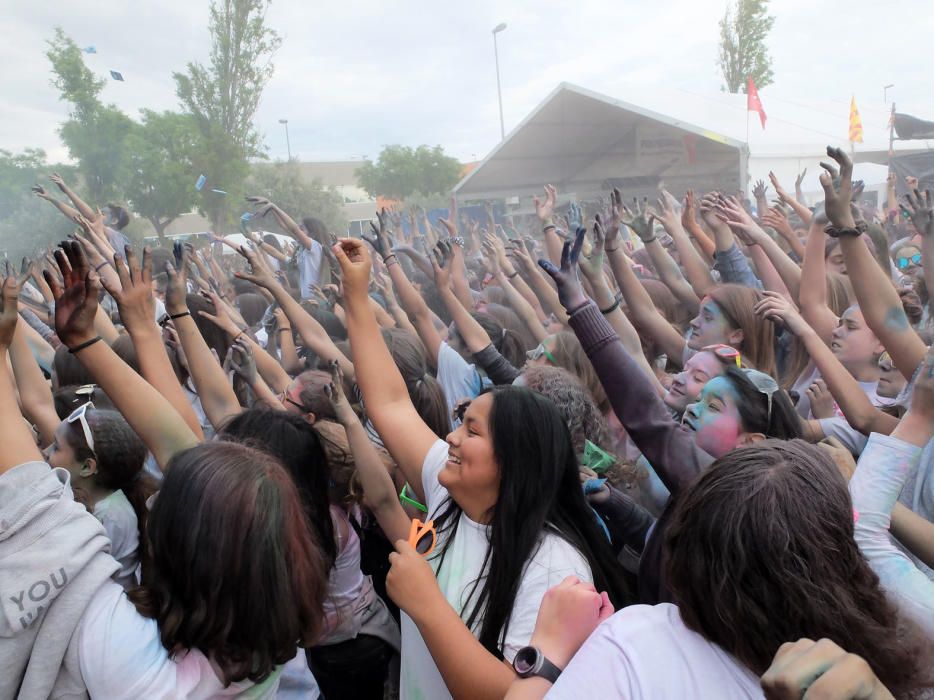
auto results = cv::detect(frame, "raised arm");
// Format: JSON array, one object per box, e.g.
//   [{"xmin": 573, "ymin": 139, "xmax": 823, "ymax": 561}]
[
  {"xmin": 653, "ymin": 190, "xmax": 715, "ymax": 298},
  {"xmin": 577, "ymin": 221, "xmax": 664, "ymax": 393},
  {"xmin": 163, "ymin": 247, "xmax": 243, "ymax": 429},
  {"xmin": 333, "ymin": 238, "xmax": 439, "ymax": 499},
  {"xmin": 46, "ymin": 243, "xmax": 199, "ymax": 470},
  {"xmin": 797, "ymin": 216, "xmax": 838, "ymax": 343},
  {"xmin": 32, "ymin": 183, "xmax": 80, "ymax": 221},
  {"xmin": 247, "ymin": 196, "xmax": 314, "ymax": 250},
  {"xmin": 49, "ymin": 173, "xmax": 96, "ymax": 220},
  {"xmin": 539, "ymin": 228, "xmax": 714, "ymax": 494},
  {"xmin": 325, "ymin": 360, "xmax": 409, "ymax": 543},
  {"xmin": 98, "ymin": 247, "xmax": 205, "ymax": 438},
  {"xmin": 849, "ymin": 350, "xmax": 934, "ymax": 637},
  {"xmin": 770, "ymin": 170, "xmax": 812, "ymax": 230},
  {"xmin": 680, "ymin": 189, "xmax": 716, "ymax": 261},
  {"xmin": 432, "ymin": 241, "xmax": 493, "ymax": 356},
  {"xmin": 822, "ymin": 147, "xmax": 927, "ymax": 380},
  {"xmin": 0, "ymin": 279, "xmax": 44, "ymax": 474},
  {"xmin": 755, "ymin": 292, "xmax": 898, "ymax": 438},
  {"xmin": 534, "ymin": 184, "xmax": 563, "ymax": 266},
  {"xmin": 700, "ymin": 193, "xmax": 762, "ymax": 288}
]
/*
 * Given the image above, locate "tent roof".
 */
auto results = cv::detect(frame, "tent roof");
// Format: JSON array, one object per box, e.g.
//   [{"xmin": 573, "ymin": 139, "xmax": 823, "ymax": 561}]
[{"xmin": 454, "ymin": 83, "xmax": 745, "ymax": 200}]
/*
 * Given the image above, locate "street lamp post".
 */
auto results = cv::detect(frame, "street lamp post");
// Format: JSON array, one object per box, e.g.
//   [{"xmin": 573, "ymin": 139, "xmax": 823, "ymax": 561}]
[
  {"xmin": 278, "ymin": 118, "xmax": 291, "ymax": 161},
  {"xmin": 492, "ymin": 23, "xmax": 507, "ymax": 141}
]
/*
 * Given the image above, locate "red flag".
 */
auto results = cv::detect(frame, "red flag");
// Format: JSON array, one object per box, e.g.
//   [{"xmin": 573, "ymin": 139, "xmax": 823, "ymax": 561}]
[{"xmin": 746, "ymin": 76, "xmax": 767, "ymax": 130}]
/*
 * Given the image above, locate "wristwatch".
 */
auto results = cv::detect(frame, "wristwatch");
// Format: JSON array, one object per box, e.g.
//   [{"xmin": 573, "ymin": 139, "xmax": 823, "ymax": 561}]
[{"xmin": 513, "ymin": 646, "xmax": 562, "ymax": 683}]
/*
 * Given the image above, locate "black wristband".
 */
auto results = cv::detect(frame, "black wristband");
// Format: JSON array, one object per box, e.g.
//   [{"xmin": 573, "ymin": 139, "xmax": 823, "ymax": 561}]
[
  {"xmin": 605, "ymin": 246, "xmax": 619, "ymax": 253},
  {"xmin": 68, "ymin": 336, "xmax": 103, "ymax": 354},
  {"xmin": 600, "ymin": 298, "xmax": 621, "ymax": 315},
  {"xmin": 543, "ymin": 224, "xmax": 556, "ymax": 233},
  {"xmin": 383, "ymin": 254, "xmax": 397, "ymax": 264},
  {"xmin": 641, "ymin": 236, "xmax": 657, "ymax": 244},
  {"xmin": 506, "ymin": 270, "xmax": 519, "ymax": 279},
  {"xmin": 169, "ymin": 311, "xmax": 191, "ymax": 320},
  {"xmin": 823, "ymin": 222, "xmax": 867, "ymax": 238}
]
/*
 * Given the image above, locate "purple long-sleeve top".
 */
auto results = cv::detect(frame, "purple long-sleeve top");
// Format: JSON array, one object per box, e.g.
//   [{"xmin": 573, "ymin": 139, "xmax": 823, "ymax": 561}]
[{"xmin": 568, "ymin": 301, "xmax": 715, "ymax": 602}]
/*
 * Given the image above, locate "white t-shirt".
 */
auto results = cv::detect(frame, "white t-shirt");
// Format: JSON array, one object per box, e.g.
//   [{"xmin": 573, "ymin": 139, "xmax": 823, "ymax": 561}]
[
  {"xmin": 296, "ymin": 241, "xmax": 325, "ymax": 299},
  {"xmin": 546, "ymin": 604, "xmax": 762, "ymax": 699},
  {"xmin": 436, "ymin": 342, "xmax": 485, "ymax": 416},
  {"xmin": 71, "ymin": 582, "xmax": 281, "ymax": 699},
  {"xmin": 400, "ymin": 440, "xmax": 592, "ymax": 700},
  {"xmin": 93, "ymin": 490, "xmax": 140, "ymax": 591}
]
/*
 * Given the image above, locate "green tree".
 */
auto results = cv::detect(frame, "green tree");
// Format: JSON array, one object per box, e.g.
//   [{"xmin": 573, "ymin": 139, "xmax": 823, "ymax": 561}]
[
  {"xmin": 46, "ymin": 28, "xmax": 135, "ymax": 203},
  {"xmin": 123, "ymin": 111, "xmax": 201, "ymax": 240},
  {"xmin": 174, "ymin": 0, "xmax": 281, "ymax": 229},
  {"xmin": 356, "ymin": 145, "xmax": 462, "ymax": 201},
  {"xmin": 717, "ymin": 0, "xmax": 775, "ymax": 93},
  {"xmin": 0, "ymin": 149, "xmax": 76, "ymax": 258},
  {"xmin": 246, "ymin": 162, "xmax": 347, "ymax": 235}
]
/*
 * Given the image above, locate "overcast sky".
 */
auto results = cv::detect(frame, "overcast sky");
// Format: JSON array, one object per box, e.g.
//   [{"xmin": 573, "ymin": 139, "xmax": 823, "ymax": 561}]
[{"xmin": 3, "ymin": 0, "xmax": 932, "ymax": 166}]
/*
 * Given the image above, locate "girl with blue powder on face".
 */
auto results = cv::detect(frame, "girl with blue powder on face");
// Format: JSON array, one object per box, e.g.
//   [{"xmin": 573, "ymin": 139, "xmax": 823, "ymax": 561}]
[{"xmin": 540, "ymin": 225, "xmax": 801, "ymax": 604}]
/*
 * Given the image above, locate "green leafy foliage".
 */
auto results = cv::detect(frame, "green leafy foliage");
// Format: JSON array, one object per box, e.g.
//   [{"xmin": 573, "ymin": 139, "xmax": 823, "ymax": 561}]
[
  {"xmin": 356, "ymin": 145, "xmax": 462, "ymax": 201},
  {"xmin": 717, "ymin": 0, "xmax": 775, "ymax": 94}
]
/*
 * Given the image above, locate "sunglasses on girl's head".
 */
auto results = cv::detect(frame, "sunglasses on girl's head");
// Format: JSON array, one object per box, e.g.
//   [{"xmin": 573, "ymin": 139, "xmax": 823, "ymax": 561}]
[
  {"xmin": 66, "ymin": 401, "xmax": 96, "ymax": 455},
  {"xmin": 740, "ymin": 369, "xmax": 779, "ymax": 424},
  {"xmin": 896, "ymin": 253, "xmax": 922, "ymax": 270},
  {"xmin": 702, "ymin": 344, "xmax": 743, "ymax": 368},
  {"xmin": 526, "ymin": 343, "xmax": 558, "ymax": 365}
]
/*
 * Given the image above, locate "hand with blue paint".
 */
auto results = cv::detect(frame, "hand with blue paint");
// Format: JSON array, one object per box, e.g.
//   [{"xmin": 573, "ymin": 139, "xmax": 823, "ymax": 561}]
[{"xmin": 537, "ymin": 225, "xmax": 589, "ymax": 313}]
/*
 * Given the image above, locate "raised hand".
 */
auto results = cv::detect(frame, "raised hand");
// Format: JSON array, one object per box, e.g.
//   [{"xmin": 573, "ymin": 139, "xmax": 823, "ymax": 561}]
[
  {"xmin": 794, "ymin": 168, "xmax": 807, "ymax": 190},
  {"xmin": 0, "ymin": 276, "xmax": 20, "ymax": 350},
  {"xmin": 537, "ymin": 226, "xmax": 588, "ymax": 312},
  {"xmin": 431, "ymin": 240, "xmax": 454, "ymax": 290},
  {"xmin": 753, "ymin": 290, "xmax": 811, "ymax": 337},
  {"xmin": 714, "ymin": 195, "xmax": 762, "ymax": 245},
  {"xmin": 31, "ymin": 184, "xmax": 51, "ymax": 200},
  {"xmin": 44, "ymin": 241, "xmax": 100, "ymax": 348},
  {"xmin": 577, "ymin": 218, "xmax": 606, "ymax": 282},
  {"xmin": 49, "ymin": 172, "xmax": 67, "ymax": 192},
  {"xmin": 234, "ymin": 245, "xmax": 277, "ymax": 289},
  {"xmin": 164, "ymin": 243, "xmax": 190, "ymax": 315},
  {"xmin": 101, "ymin": 246, "xmax": 155, "ymax": 333},
  {"xmin": 567, "ymin": 201, "xmax": 583, "ymax": 231},
  {"xmin": 806, "ymin": 379, "xmax": 836, "ymax": 419},
  {"xmin": 902, "ymin": 188, "xmax": 934, "ymax": 237},
  {"xmin": 198, "ymin": 291, "xmax": 243, "ymax": 337},
  {"xmin": 324, "ymin": 359, "xmax": 356, "ymax": 426},
  {"xmin": 619, "ymin": 197, "xmax": 655, "ymax": 241},
  {"xmin": 768, "ymin": 171, "xmax": 793, "ymax": 204},
  {"xmin": 681, "ymin": 189, "xmax": 700, "ymax": 231},
  {"xmin": 363, "ymin": 208, "xmax": 394, "ymax": 259},
  {"xmin": 654, "ymin": 189, "xmax": 681, "ymax": 232},
  {"xmin": 819, "ymin": 147, "xmax": 856, "ymax": 229},
  {"xmin": 752, "ymin": 179, "xmax": 769, "ymax": 202},
  {"xmin": 534, "ymin": 184, "xmax": 557, "ymax": 222},
  {"xmin": 604, "ymin": 187, "xmax": 623, "ymax": 244},
  {"xmin": 331, "ymin": 238, "xmax": 372, "ymax": 301},
  {"xmin": 225, "ymin": 336, "xmax": 258, "ymax": 385}
]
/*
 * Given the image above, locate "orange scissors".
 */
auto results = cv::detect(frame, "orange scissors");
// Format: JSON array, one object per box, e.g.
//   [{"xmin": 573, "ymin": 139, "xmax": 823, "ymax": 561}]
[{"xmin": 408, "ymin": 518, "xmax": 437, "ymax": 556}]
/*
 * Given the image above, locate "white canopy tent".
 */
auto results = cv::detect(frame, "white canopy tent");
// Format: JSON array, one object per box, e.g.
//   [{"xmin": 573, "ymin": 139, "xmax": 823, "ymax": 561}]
[{"xmin": 454, "ymin": 82, "xmax": 930, "ymax": 207}]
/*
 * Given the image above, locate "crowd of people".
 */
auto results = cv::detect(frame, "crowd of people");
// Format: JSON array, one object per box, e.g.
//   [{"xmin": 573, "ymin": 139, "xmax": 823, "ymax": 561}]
[{"xmin": 2, "ymin": 146, "xmax": 934, "ymax": 699}]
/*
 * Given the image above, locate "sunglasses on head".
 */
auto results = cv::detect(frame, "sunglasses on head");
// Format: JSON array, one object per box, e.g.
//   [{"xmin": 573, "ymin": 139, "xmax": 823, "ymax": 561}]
[
  {"xmin": 897, "ymin": 253, "xmax": 922, "ymax": 270},
  {"xmin": 66, "ymin": 401, "xmax": 96, "ymax": 455},
  {"xmin": 702, "ymin": 344, "xmax": 743, "ymax": 368},
  {"xmin": 740, "ymin": 368, "xmax": 780, "ymax": 424},
  {"xmin": 526, "ymin": 343, "xmax": 558, "ymax": 365}
]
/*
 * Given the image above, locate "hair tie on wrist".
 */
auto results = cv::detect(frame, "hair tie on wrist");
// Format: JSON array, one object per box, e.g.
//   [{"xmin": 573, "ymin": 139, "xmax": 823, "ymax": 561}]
[
  {"xmin": 68, "ymin": 336, "xmax": 103, "ymax": 354},
  {"xmin": 277, "ymin": 327, "xmax": 292, "ymax": 333},
  {"xmin": 169, "ymin": 311, "xmax": 191, "ymax": 320},
  {"xmin": 600, "ymin": 298, "xmax": 621, "ymax": 315},
  {"xmin": 94, "ymin": 261, "xmax": 110, "ymax": 273},
  {"xmin": 641, "ymin": 236, "xmax": 657, "ymax": 244},
  {"xmin": 506, "ymin": 270, "xmax": 519, "ymax": 279}
]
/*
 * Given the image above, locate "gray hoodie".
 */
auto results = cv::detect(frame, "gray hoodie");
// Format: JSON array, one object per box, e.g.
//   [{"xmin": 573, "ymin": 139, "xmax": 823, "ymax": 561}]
[{"xmin": 0, "ymin": 460, "xmax": 119, "ymax": 699}]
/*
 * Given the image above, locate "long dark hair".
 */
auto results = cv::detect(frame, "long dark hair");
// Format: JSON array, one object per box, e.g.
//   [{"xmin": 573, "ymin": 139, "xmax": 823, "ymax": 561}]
[
  {"xmin": 129, "ymin": 442, "xmax": 327, "ymax": 685},
  {"xmin": 666, "ymin": 439, "xmax": 932, "ymax": 694},
  {"xmin": 219, "ymin": 409, "xmax": 337, "ymax": 569},
  {"xmin": 63, "ymin": 409, "xmax": 157, "ymax": 554},
  {"xmin": 431, "ymin": 385, "xmax": 631, "ymax": 656},
  {"xmin": 471, "ymin": 311, "xmax": 526, "ymax": 369},
  {"xmin": 721, "ymin": 366, "xmax": 801, "ymax": 439}
]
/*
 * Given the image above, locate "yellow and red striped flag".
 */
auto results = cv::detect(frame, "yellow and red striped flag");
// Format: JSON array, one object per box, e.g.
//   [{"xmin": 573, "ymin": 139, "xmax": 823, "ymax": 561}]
[{"xmin": 849, "ymin": 96, "xmax": 864, "ymax": 144}]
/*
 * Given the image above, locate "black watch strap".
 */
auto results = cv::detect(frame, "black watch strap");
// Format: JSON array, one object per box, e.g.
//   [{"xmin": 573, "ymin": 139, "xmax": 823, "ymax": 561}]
[{"xmin": 513, "ymin": 646, "xmax": 563, "ymax": 684}]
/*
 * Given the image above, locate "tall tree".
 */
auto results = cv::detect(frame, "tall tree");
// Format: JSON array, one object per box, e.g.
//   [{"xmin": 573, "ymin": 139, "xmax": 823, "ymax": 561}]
[
  {"xmin": 174, "ymin": 0, "xmax": 281, "ymax": 230},
  {"xmin": 717, "ymin": 0, "xmax": 775, "ymax": 94},
  {"xmin": 246, "ymin": 161, "xmax": 347, "ymax": 236},
  {"xmin": 46, "ymin": 28, "xmax": 135, "ymax": 203},
  {"xmin": 122, "ymin": 111, "xmax": 201, "ymax": 240},
  {"xmin": 356, "ymin": 145, "xmax": 462, "ymax": 201}
]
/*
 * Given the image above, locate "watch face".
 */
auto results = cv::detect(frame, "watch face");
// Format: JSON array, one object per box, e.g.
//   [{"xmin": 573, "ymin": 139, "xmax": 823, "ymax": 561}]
[{"xmin": 513, "ymin": 646, "xmax": 538, "ymax": 675}]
